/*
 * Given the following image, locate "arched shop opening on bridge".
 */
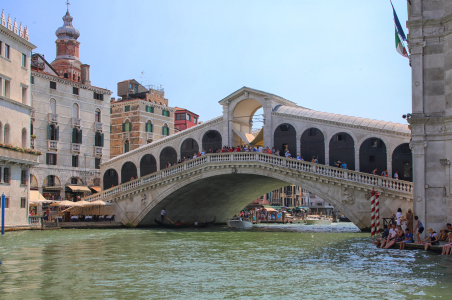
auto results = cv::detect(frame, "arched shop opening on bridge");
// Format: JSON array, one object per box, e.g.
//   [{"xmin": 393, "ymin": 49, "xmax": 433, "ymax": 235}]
[
  {"xmin": 392, "ymin": 143, "xmax": 412, "ymax": 181},
  {"xmin": 231, "ymin": 98, "xmax": 264, "ymax": 147},
  {"xmin": 121, "ymin": 161, "xmax": 138, "ymax": 183},
  {"xmin": 160, "ymin": 146, "xmax": 178, "ymax": 169},
  {"xmin": 273, "ymin": 123, "xmax": 296, "ymax": 157},
  {"xmin": 329, "ymin": 132, "xmax": 355, "ymax": 170},
  {"xmin": 180, "ymin": 138, "xmax": 199, "ymax": 159},
  {"xmin": 359, "ymin": 138, "xmax": 387, "ymax": 175},
  {"xmin": 300, "ymin": 128, "xmax": 325, "ymax": 164},
  {"xmin": 140, "ymin": 154, "xmax": 157, "ymax": 177},
  {"xmin": 103, "ymin": 169, "xmax": 118, "ymax": 190},
  {"xmin": 202, "ymin": 130, "xmax": 222, "ymax": 152}
]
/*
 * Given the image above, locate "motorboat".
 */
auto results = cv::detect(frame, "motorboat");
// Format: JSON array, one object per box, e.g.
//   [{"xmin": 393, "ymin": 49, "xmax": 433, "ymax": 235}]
[
  {"xmin": 226, "ymin": 216, "xmax": 253, "ymax": 229},
  {"xmin": 305, "ymin": 215, "xmax": 332, "ymax": 225}
]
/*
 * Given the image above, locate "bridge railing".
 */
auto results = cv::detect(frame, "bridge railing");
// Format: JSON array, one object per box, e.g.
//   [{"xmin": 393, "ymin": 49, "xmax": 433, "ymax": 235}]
[{"xmin": 83, "ymin": 152, "xmax": 413, "ymax": 202}]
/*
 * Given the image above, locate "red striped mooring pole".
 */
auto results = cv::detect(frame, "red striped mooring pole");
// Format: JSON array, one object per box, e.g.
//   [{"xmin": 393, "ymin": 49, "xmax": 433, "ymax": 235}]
[
  {"xmin": 370, "ymin": 189, "xmax": 376, "ymax": 238},
  {"xmin": 375, "ymin": 192, "xmax": 380, "ymax": 235}
]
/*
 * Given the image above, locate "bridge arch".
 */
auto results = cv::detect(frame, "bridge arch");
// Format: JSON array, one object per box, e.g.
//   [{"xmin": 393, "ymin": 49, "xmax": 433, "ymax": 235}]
[
  {"xmin": 273, "ymin": 123, "xmax": 296, "ymax": 156},
  {"xmin": 103, "ymin": 168, "xmax": 118, "ymax": 190},
  {"xmin": 180, "ymin": 138, "xmax": 199, "ymax": 159},
  {"xmin": 329, "ymin": 132, "xmax": 355, "ymax": 171},
  {"xmin": 140, "ymin": 154, "xmax": 157, "ymax": 177},
  {"xmin": 202, "ymin": 130, "xmax": 222, "ymax": 152},
  {"xmin": 121, "ymin": 161, "xmax": 138, "ymax": 183},
  {"xmin": 359, "ymin": 137, "xmax": 387, "ymax": 175},
  {"xmin": 392, "ymin": 143, "xmax": 412, "ymax": 181},
  {"xmin": 300, "ymin": 127, "xmax": 325, "ymax": 164},
  {"xmin": 159, "ymin": 146, "xmax": 178, "ymax": 169}
]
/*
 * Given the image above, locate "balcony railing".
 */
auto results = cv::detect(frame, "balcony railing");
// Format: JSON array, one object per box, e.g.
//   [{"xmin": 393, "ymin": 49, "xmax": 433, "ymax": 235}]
[
  {"xmin": 48, "ymin": 140, "xmax": 58, "ymax": 150},
  {"xmin": 146, "ymin": 132, "xmax": 154, "ymax": 141},
  {"xmin": 71, "ymin": 143, "xmax": 81, "ymax": 153},
  {"xmin": 48, "ymin": 113, "xmax": 58, "ymax": 123},
  {"xmin": 0, "ymin": 147, "xmax": 39, "ymax": 164},
  {"xmin": 72, "ymin": 118, "xmax": 81, "ymax": 127},
  {"xmin": 30, "ymin": 138, "xmax": 35, "ymax": 148},
  {"xmin": 95, "ymin": 146, "xmax": 103, "ymax": 156},
  {"xmin": 30, "ymin": 110, "xmax": 36, "ymax": 121},
  {"xmin": 95, "ymin": 122, "xmax": 103, "ymax": 132},
  {"xmin": 122, "ymin": 132, "xmax": 130, "ymax": 140}
]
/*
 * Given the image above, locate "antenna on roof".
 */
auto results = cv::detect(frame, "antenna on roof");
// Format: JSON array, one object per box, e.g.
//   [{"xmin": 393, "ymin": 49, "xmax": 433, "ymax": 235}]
[
  {"xmin": 66, "ymin": 0, "xmax": 70, "ymax": 12},
  {"xmin": 140, "ymin": 71, "xmax": 145, "ymax": 85}
]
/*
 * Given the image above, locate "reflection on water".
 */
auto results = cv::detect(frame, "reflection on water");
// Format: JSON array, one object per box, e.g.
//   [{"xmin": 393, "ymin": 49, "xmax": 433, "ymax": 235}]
[{"xmin": 0, "ymin": 224, "xmax": 451, "ymax": 299}]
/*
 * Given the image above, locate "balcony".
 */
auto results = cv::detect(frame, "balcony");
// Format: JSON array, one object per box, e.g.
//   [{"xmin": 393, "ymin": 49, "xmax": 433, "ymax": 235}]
[
  {"xmin": 30, "ymin": 138, "xmax": 35, "ymax": 148},
  {"xmin": 30, "ymin": 110, "xmax": 36, "ymax": 121},
  {"xmin": 95, "ymin": 122, "xmax": 103, "ymax": 132},
  {"xmin": 72, "ymin": 118, "xmax": 81, "ymax": 127},
  {"xmin": 48, "ymin": 113, "xmax": 58, "ymax": 123},
  {"xmin": 122, "ymin": 132, "xmax": 130, "ymax": 140},
  {"xmin": 71, "ymin": 143, "xmax": 81, "ymax": 153},
  {"xmin": 146, "ymin": 132, "xmax": 154, "ymax": 141},
  {"xmin": 0, "ymin": 147, "xmax": 39, "ymax": 164},
  {"xmin": 48, "ymin": 140, "xmax": 58, "ymax": 150},
  {"xmin": 94, "ymin": 146, "xmax": 103, "ymax": 157}
]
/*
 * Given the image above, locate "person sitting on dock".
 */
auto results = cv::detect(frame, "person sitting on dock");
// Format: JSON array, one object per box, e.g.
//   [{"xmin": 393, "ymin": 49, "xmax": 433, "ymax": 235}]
[
  {"xmin": 399, "ymin": 228, "xmax": 413, "ymax": 250},
  {"xmin": 423, "ymin": 228, "xmax": 440, "ymax": 250},
  {"xmin": 381, "ymin": 223, "xmax": 398, "ymax": 249},
  {"xmin": 441, "ymin": 232, "xmax": 452, "ymax": 255},
  {"xmin": 385, "ymin": 225, "xmax": 404, "ymax": 249},
  {"xmin": 373, "ymin": 224, "xmax": 390, "ymax": 247}
]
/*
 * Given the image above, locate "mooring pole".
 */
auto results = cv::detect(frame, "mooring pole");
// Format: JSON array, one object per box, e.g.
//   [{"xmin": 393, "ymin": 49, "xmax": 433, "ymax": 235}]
[{"xmin": 1, "ymin": 193, "xmax": 5, "ymax": 235}]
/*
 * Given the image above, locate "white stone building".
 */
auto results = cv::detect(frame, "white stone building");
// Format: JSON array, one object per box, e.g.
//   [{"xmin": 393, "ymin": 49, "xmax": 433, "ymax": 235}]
[
  {"xmin": 30, "ymin": 9, "xmax": 111, "ymax": 200},
  {"xmin": 0, "ymin": 11, "xmax": 39, "ymax": 226}
]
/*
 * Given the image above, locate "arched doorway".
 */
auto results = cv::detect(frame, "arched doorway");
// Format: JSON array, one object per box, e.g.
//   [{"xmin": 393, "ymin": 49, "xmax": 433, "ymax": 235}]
[
  {"xmin": 180, "ymin": 138, "xmax": 199, "ymax": 159},
  {"xmin": 359, "ymin": 138, "xmax": 387, "ymax": 175},
  {"xmin": 300, "ymin": 128, "xmax": 325, "ymax": 164},
  {"xmin": 103, "ymin": 169, "xmax": 118, "ymax": 190},
  {"xmin": 273, "ymin": 123, "xmax": 296, "ymax": 156},
  {"xmin": 202, "ymin": 130, "xmax": 222, "ymax": 152},
  {"xmin": 392, "ymin": 143, "xmax": 412, "ymax": 181},
  {"xmin": 329, "ymin": 132, "xmax": 355, "ymax": 170},
  {"xmin": 159, "ymin": 147, "xmax": 177, "ymax": 169},
  {"xmin": 121, "ymin": 161, "xmax": 138, "ymax": 183},
  {"xmin": 140, "ymin": 154, "xmax": 157, "ymax": 177},
  {"xmin": 232, "ymin": 98, "xmax": 263, "ymax": 146}
]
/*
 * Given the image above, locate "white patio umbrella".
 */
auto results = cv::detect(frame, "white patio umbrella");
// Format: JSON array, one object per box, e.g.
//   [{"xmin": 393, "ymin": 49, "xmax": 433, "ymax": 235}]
[
  {"xmin": 89, "ymin": 200, "xmax": 113, "ymax": 216},
  {"xmin": 50, "ymin": 200, "xmax": 82, "ymax": 207}
]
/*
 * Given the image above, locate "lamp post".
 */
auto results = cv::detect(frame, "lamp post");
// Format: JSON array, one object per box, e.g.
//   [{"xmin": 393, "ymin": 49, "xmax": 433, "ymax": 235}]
[{"xmin": 2, "ymin": 193, "xmax": 5, "ymax": 235}]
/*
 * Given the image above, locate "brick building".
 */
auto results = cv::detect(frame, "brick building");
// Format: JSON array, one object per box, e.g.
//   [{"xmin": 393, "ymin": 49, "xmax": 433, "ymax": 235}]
[
  {"xmin": 174, "ymin": 107, "xmax": 199, "ymax": 131},
  {"xmin": 110, "ymin": 80, "xmax": 176, "ymax": 158}
]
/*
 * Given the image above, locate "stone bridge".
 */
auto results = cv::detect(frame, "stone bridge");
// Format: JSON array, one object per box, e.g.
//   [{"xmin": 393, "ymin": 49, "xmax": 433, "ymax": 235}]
[{"xmin": 85, "ymin": 153, "xmax": 413, "ymax": 229}]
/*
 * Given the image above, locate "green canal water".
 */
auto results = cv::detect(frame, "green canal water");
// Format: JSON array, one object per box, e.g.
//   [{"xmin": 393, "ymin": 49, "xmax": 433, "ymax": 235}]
[{"xmin": 0, "ymin": 223, "xmax": 451, "ymax": 299}]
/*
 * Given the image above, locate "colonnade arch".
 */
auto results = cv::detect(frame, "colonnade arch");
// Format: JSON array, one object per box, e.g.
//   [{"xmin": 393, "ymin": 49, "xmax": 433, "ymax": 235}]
[
  {"xmin": 300, "ymin": 128, "xmax": 325, "ymax": 164},
  {"xmin": 180, "ymin": 138, "xmax": 199, "ymax": 159},
  {"xmin": 202, "ymin": 130, "xmax": 222, "ymax": 152},
  {"xmin": 329, "ymin": 132, "xmax": 355, "ymax": 170},
  {"xmin": 392, "ymin": 143, "xmax": 412, "ymax": 181},
  {"xmin": 103, "ymin": 169, "xmax": 118, "ymax": 190},
  {"xmin": 121, "ymin": 161, "xmax": 137, "ymax": 183},
  {"xmin": 159, "ymin": 146, "xmax": 178, "ymax": 170},
  {"xmin": 140, "ymin": 154, "xmax": 157, "ymax": 177},
  {"xmin": 273, "ymin": 123, "xmax": 296, "ymax": 156},
  {"xmin": 359, "ymin": 138, "xmax": 387, "ymax": 175}
]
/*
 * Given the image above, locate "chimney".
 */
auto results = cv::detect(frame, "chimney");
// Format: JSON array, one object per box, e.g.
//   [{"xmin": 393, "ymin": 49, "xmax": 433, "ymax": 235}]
[{"xmin": 81, "ymin": 64, "xmax": 91, "ymax": 85}]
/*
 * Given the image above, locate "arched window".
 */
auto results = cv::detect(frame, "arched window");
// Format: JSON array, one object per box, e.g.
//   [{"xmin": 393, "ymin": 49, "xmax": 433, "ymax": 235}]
[
  {"xmin": 72, "ymin": 103, "xmax": 79, "ymax": 118},
  {"xmin": 122, "ymin": 120, "xmax": 131, "ymax": 132},
  {"xmin": 50, "ymin": 98, "xmax": 57, "ymax": 114},
  {"xmin": 162, "ymin": 124, "xmax": 169, "ymax": 136},
  {"xmin": 0, "ymin": 122, "xmax": 3, "ymax": 142},
  {"xmin": 22, "ymin": 128, "xmax": 27, "ymax": 148},
  {"xmin": 95, "ymin": 109, "xmax": 101, "ymax": 122},
  {"xmin": 145, "ymin": 120, "xmax": 153, "ymax": 132},
  {"xmin": 4, "ymin": 123, "xmax": 10, "ymax": 144},
  {"xmin": 124, "ymin": 140, "xmax": 129, "ymax": 153}
]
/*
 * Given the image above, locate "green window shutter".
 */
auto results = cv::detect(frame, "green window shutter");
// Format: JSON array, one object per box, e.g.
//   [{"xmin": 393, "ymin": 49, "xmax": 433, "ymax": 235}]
[
  {"xmin": 150, "ymin": 123, "xmax": 153, "ymax": 132},
  {"xmin": 72, "ymin": 128, "xmax": 76, "ymax": 143},
  {"xmin": 48, "ymin": 125, "xmax": 51, "ymax": 140},
  {"xmin": 101, "ymin": 133, "xmax": 104, "ymax": 147},
  {"xmin": 122, "ymin": 123, "xmax": 125, "ymax": 132},
  {"xmin": 56, "ymin": 126, "xmax": 59, "ymax": 141},
  {"xmin": 95, "ymin": 132, "xmax": 99, "ymax": 146},
  {"xmin": 79, "ymin": 129, "xmax": 83, "ymax": 144}
]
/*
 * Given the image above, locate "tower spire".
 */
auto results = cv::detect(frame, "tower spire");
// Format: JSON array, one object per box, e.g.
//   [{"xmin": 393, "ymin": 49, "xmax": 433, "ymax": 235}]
[{"xmin": 66, "ymin": 0, "xmax": 70, "ymax": 12}]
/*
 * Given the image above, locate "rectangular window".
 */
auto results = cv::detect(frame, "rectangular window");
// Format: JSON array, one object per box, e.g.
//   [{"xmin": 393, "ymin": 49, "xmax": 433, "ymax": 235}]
[
  {"xmin": 72, "ymin": 155, "xmax": 79, "ymax": 167},
  {"xmin": 21, "ymin": 170, "xmax": 27, "ymax": 185},
  {"xmin": 71, "ymin": 177, "xmax": 78, "ymax": 184},
  {"xmin": 371, "ymin": 138, "xmax": 378, "ymax": 147},
  {"xmin": 93, "ymin": 92, "xmax": 104, "ymax": 100},
  {"xmin": 337, "ymin": 134, "xmax": 344, "ymax": 141},
  {"xmin": 4, "ymin": 198, "xmax": 9, "ymax": 208},
  {"xmin": 187, "ymin": 114, "xmax": 191, "ymax": 122},
  {"xmin": 5, "ymin": 44, "xmax": 10, "ymax": 59},
  {"xmin": 124, "ymin": 105, "xmax": 130, "ymax": 112},
  {"xmin": 73, "ymin": 87, "xmax": 79, "ymax": 95},
  {"xmin": 20, "ymin": 198, "xmax": 26, "ymax": 208},
  {"xmin": 145, "ymin": 123, "xmax": 153, "ymax": 132},
  {"xmin": 46, "ymin": 153, "xmax": 57, "ymax": 165},
  {"xmin": 22, "ymin": 87, "xmax": 27, "ymax": 104},
  {"xmin": 95, "ymin": 158, "xmax": 101, "ymax": 170},
  {"xmin": 49, "ymin": 81, "xmax": 57, "ymax": 89},
  {"xmin": 4, "ymin": 79, "xmax": 10, "ymax": 98},
  {"xmin": 176, "ymin": 114, "xmax": 180, "ymax": 120},
  {"xmin": 194, "ymin": 118, "xmax": 198, "ymax": 124},
  {"xmin": 48, "ymin": 175, "xmax": 55, "ymax": 186},
  {"xmin": 30, "ymin": 75, "xmax": 34, "ymax": 84},
  {"xmin": 145, "ymin": 105, "xmax": 154, "ymax": 113},
  {"xmin": 162, "ymin": 110, "xmax": 170, "ymax": 117},
  {"xmin": 162, "ymin": 126, "xmax": 169, "ymax": 136},
  {"xmin": 3, "ymin": 168, "xmax": 10, "ymax": 184},
  {"xmin": 22, "ymin": 54, "xmax": 26, "ymax": 67}
]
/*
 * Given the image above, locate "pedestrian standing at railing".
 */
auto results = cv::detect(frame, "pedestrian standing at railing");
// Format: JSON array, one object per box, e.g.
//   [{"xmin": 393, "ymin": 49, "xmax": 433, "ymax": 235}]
[
  {"xmin": 372, "ymin": 168, "xmax": 378, "ymax": 175},
  {"xmin": 275, "ymin": 149, "xmax": 280, "ymax": 156},
  {"xmin": 381, "ymin": 170, "xmax": 387, "ymax": 177},
  {"xmin": 296, "ymin": 154, "xmax": 301, "ymax": 160},
  {"xmin": 342, "ymin": 162, "xmax": 347, "ymax": 169},
  {"xmin": 258, "ymin": 146, "xmax": 263, "ymax": 153},
  {"xmin": 394, "ymin": 171, "xmax": 399, "ymax": 180}
]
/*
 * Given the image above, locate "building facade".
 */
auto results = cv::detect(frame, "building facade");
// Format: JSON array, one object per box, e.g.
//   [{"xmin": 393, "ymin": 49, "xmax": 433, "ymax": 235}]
[
  {"xmin": 0, "ymin": 11, "xmax": 39, "ymax": 226},
  {"xmin": 30, "ymin": 9, "xmax": 111, "ymax": 200},
  {"xmin": 110, "ymin": 80, "xmax": 175, "ymax": 159},
  {"xmin": 175, "ymin": 108, "xmax": 199, "ymax": 131}
]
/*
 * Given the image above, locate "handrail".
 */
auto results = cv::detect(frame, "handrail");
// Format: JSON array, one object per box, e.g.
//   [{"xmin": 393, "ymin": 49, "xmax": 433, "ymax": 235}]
[{"xmin": 83, "ymin": 153, "xmax": 413, "ymax": 202}]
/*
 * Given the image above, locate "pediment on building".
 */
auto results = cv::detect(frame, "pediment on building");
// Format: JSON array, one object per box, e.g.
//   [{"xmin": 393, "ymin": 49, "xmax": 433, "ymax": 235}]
[{"xmin": 218, "ymin": 86, "xmax": 297, "ymax": 107}]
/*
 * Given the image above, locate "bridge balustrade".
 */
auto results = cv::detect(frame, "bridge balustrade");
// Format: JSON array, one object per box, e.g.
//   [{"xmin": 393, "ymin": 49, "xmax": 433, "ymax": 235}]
[{"xmin": 83, "ymin": 152, "xmax": 413, "ymax": 203}]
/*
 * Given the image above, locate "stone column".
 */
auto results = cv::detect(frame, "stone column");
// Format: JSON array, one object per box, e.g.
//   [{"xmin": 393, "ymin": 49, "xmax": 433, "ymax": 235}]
[
  {"xmin": 263, "ymin": 98, "xmax": 273, "ymax": 149},
  {"xmin": 324, "ymin": 139, "xmax": 329, "ymax": 166}
]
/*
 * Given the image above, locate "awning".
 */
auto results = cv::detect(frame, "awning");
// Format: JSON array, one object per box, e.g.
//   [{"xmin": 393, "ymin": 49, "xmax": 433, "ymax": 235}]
[
  {"xmin": 67, "ymin": 185, "xmax": 91, "ymax": 193},
  {"xmin": 43, "ymin": 186, "xmax": 63, "ymax": 190},
  {"xmin": 30, "ymin": 190, "xmax": 46, "ymax": 201},
  {"xmin": 89, "ymin": 186, "xmax": 101, "ymax": 193},
  {"xmin": 264, "ymin": 207, "xmax": 277, "ymax": 212}
]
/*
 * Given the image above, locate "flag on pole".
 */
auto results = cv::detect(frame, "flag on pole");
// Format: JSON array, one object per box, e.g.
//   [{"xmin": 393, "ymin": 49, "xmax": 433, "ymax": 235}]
[{"xmin": 390, "ymin": 1, "xmax": 409, "ymax": 58}]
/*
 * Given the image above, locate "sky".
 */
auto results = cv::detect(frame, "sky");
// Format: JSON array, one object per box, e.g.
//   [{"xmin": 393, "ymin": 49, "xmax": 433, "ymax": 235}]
[{"xmin": 3, "ymin": 1, "xmax": 411, "ymax": 125}]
